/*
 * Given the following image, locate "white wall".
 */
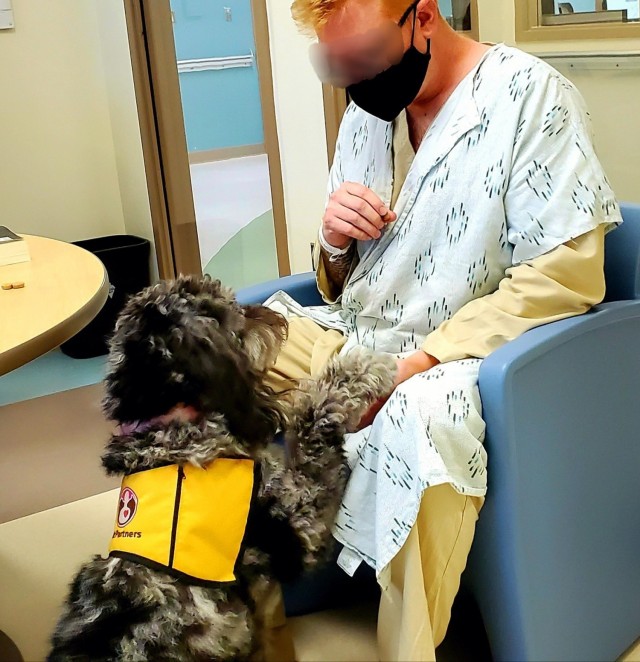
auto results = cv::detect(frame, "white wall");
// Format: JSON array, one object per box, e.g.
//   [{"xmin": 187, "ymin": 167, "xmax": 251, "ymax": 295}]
[
  {"xmin": 94, "ymin": 0, "xmax": 157, "ymax": 277},
  {"xmin": 266, "ymin": 0, "xmax": 329, "ymax": 274},
  {"xmin": 549, "ymin": 62, "xmax": 640, "ymax": 204},
  {"xmin": 478, "ymin": 3, "xmax": 640, "ymax": 204},
  {"xmin": 0, "ymin": 1, "xmax": 155, "ymax": 264},
  {"xmin": 0, "ymin": 1, "xmax": 125, "ymax": 241}
]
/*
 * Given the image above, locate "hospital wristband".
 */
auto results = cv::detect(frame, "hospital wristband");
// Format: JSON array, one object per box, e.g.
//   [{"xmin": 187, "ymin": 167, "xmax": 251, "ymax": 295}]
[{"xmin": 318, "ymin": 228, "xmax": 353, "ymax": 263}]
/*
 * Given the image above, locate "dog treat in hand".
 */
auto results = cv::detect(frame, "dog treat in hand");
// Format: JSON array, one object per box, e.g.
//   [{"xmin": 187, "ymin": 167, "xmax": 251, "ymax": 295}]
[
  {"xmin": 1, "ymin": 283, "xmax": 12, "ymax": 290},
  {"xmin": 11, "ymin": 281, "xmax": 25, "ymax": 289}
]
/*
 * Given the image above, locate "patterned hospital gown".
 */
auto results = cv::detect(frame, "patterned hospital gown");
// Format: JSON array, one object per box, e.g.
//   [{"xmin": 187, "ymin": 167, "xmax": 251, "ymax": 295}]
[{"xmin": 267, "ymin": 44, "xmax": 620, "ymax": 578}]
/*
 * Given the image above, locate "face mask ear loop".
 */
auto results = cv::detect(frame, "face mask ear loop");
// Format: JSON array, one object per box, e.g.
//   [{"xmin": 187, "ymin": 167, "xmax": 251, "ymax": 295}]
[
  {"xmin": 411, "ymin": 6, "xmax": 417, "ymax": 44},
  {"xmin": 411, "ymin": 7, "xmax": 430, "ymax": 56}
]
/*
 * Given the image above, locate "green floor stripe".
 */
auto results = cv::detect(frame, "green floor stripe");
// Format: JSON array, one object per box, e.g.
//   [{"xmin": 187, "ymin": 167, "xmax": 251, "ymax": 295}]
[{"xmin": 203, "ymin": 210, "xmax": 279, "ymax": 291}]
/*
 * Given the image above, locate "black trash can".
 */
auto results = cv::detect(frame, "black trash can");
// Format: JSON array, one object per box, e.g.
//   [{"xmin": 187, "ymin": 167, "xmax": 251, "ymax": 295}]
[{"xmin": 61, "ymin": 235, "xmax": 151, "ymax": 359}]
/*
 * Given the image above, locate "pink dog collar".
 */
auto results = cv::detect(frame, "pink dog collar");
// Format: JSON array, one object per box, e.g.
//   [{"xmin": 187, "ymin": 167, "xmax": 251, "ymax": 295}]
[{"xmin": 118, "ymin": 405, "xmax": 202, "ymax": 436}]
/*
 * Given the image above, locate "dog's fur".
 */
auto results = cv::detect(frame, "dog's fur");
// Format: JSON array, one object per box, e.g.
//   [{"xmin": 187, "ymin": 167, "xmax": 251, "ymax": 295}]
[{"xmin": 48, "ymin": 275, "xmax": 396, "ymax": 662}]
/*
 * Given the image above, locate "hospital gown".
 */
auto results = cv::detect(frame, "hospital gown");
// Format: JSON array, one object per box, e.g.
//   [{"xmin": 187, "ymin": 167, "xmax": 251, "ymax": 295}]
[{"xmin": 267, "ymin": 44, "xmax": 621, "ymax": 579}]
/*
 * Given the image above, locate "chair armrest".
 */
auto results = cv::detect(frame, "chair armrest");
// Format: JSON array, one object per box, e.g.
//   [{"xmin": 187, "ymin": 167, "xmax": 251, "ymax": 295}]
[
  {"xmin": 605, "ymin": 202, "xmax": 640, "ymax": 302},
  {"xmin": 469, "ymin": 301, "xmax": 640, "ymax": 662},
  {"xmin": 236, "ymin": 272, "xmax": 321, "ymax": 306},
  {"xmin": 478, "ymin": 300, "xmax": 640, "ymax": 412}
]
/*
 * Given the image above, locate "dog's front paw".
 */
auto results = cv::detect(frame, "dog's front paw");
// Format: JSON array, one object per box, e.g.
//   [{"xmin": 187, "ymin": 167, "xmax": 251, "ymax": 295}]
[
  {"xmin": 324, "ymin": 348, "xmax": 397, "ymax": 397},
  {"xmin": 315, "ymin": 349, "xmax": 397, "ymax": 429}
]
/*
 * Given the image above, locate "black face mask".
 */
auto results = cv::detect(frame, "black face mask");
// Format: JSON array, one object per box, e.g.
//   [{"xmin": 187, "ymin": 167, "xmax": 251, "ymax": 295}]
[{"xmin": 347, "ymin": 7, "xmax": 431, "ymax": 123}]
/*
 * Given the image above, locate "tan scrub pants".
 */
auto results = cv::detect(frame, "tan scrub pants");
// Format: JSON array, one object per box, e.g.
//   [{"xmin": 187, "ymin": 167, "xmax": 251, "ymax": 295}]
[{"xmin": 263, "ymin": 318, "xmax": 484, "ymax": 662}]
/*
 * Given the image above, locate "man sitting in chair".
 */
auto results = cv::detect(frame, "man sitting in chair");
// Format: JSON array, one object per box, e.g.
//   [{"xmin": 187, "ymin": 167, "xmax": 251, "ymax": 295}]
[{"xmin": 265, "ymin": 1, "xmax": 621, "ymax": 659}]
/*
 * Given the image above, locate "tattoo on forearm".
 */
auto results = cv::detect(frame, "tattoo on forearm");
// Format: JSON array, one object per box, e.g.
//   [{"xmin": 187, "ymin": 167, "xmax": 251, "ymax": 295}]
[{"xmin": 322, "ymin": 247, "xmax": 354, "ymax": 291}]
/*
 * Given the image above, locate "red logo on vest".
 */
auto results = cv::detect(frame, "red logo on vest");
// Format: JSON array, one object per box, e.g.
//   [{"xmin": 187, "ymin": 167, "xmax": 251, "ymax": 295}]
[{"xmin": 117, "ymin": 487, "xmax": 138, "ymax": 527}]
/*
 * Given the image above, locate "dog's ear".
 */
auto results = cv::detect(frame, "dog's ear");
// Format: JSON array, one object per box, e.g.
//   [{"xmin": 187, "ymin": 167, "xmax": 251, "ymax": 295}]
[{"xmin": 240, "ymin": 305, "xmax": 288, "ymax": 374}]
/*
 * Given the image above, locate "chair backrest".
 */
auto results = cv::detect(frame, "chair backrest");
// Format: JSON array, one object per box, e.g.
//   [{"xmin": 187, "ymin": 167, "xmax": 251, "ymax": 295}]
[{"xmin": 603, "ymin": 202, "xmax": 640, "ymax": 302}]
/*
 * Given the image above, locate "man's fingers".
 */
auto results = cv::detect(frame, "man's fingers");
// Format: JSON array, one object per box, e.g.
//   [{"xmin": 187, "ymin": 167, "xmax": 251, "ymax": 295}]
[
  {"xmin": 324, "ymin": 182, "xmax": 397, "ymax": 245},
  {"xmin": 329, "ymin": 218, "xmax": 373, "ymax": 242},
  {"xmin": 339, "ymin": 207, "xmax": 382, "ymax": 238},
  {"xmin": 331, "ymin": 189, "xmax": 384, "ymax": 229},
  {"xmin": 346, "ymin": 182, "xmax": 386, "ymax": 214},
  {"xmin": 346, "ymin": 194, "xmax": 386, "ymax": 229},
  {"xmin": 344, "ymin": 181, "xmax": 382, "ymax": 206},
  {"xmin": 344, "ymin": 182, "xmax": 389, "ymax": 218},
  {"xmin": 343, "ymin": 182, "xmax": 396, "ymax": 223},
  {"xmin": 326, "ymin": 201, "xmax": 382, "ymax": 239}
]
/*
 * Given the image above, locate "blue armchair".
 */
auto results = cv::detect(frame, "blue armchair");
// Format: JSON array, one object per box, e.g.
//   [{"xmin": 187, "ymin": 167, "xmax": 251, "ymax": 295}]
[{"xmin": 237, "ymin": 203, "xmax": 640, "ymax": 662}]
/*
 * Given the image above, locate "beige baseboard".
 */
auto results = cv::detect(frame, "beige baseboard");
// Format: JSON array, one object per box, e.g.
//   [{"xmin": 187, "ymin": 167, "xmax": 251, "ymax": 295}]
[{"xmin": 188, "ymin": 143, "xmax": 265, "ymax": 164}]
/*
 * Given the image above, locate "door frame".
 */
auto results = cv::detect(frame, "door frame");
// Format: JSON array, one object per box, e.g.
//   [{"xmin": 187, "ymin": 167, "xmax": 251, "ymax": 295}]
[
  {"xmin": 322, "ymin": 83, "xmax": 348, "ymax": 169},
  {"xmin": 124, "ymin": 0, "xmax": 290, "ymax": 279},
  {"xmin": 251, "ymin": 0, "xmax": 291, "ymax": 276}
]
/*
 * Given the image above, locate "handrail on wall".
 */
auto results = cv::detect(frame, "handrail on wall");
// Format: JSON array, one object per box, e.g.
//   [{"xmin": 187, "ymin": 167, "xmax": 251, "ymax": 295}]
[
  {"xmin": 177, "ymin": 52, "xmax": 254, "ymax": 73},
  {"xmin": 540, "ymin": 50, "xmax": 640, "ymax": 70}
]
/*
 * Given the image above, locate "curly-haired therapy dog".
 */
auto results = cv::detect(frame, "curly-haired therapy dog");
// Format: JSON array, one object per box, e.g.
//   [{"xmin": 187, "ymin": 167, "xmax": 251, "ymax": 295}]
[{"xmin": 48, "ymin": 275, "xmax": 395, "ymax": 661}]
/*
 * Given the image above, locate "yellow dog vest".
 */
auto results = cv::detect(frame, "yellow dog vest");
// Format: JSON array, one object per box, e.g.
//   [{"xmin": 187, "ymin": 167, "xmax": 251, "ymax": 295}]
[{"xmin": 109, "ymin": 459, "xmax": 255, "ymax": 584}]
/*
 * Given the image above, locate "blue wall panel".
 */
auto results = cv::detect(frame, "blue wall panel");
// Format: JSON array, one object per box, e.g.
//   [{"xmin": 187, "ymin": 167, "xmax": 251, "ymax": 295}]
[
  {"xmin": 439, "ymin": 0, "xmax": 453, "ymax": 19},
  {"xmin": 178, "ymin": 67, "xmax": 264, "ymax": 151},
  {"xmin": 170, "ymin": 0, "xmax": 264, "ymax": 151}
]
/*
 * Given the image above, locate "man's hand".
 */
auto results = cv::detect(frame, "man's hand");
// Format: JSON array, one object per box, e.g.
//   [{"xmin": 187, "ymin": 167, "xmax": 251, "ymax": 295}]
[
  {"xmin": 322, "ymin": 182, "xmax": 397, "ymax": 249},
  {"xmin": 357, "ymin": 351, "xmax": 440, "ymax": 429}
]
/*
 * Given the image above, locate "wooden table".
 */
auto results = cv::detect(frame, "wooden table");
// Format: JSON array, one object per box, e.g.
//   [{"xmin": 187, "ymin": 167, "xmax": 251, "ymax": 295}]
[{"xmin": 0, "ymin": 235, "xmax": 108, "ymax": 377}]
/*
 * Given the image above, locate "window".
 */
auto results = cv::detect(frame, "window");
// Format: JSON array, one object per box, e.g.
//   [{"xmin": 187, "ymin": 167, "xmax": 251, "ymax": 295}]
[
  {"xmin": 516, "ymin": 0, "xmax": 640, "ymax": 40},
  {"xmin": 541, "ymin": 1, "xmax": 639, "ymax": 25},
  {"xmin": 439, "ymin": 0, "xmax": 479, "ymax": 39}
]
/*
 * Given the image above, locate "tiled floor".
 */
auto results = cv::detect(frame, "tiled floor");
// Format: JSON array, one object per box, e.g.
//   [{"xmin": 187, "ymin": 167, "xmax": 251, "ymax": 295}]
[
  {"xmin": 290, "ymin": 602, "xmax": 378, "ymax": 662},
  {"xmin": 290, "ymin": 599, "xmax": 640, "ymax": 662},
  {"xmin": 0, "ymin": 349, "xmax": 106, "ymax": 407},
  {"xmin": 1, "ymin": 483, "xmax": 638, "ymax": 661},
  {"xmin": 289, "ymin": 586, "xmax": 493, "ymax": 662},
  {"xmin": 190, "ymin": 154, "xmax": 277, "ymax": 272}
]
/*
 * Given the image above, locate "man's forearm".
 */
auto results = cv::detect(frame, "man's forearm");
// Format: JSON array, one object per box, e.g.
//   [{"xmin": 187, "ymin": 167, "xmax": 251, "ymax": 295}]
[
  {"xmin": 321, "ymin": 246, "xmax": 353, "ymax": 287},
  {"xmin": 316, "ymin": 244, "xmax": 355, "ymax": 302}
]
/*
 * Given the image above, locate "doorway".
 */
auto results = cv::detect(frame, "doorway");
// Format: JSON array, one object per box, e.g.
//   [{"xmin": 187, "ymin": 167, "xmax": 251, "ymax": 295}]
[{"xmin": 125, "ymin": 0, "xmax": 290, "ymax": 287}]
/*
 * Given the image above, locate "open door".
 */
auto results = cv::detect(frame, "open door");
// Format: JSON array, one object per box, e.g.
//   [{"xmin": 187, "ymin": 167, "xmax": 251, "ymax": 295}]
[{"xmin": 125, "ymin": 0, "xmax": 290, "ymax": 287}]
